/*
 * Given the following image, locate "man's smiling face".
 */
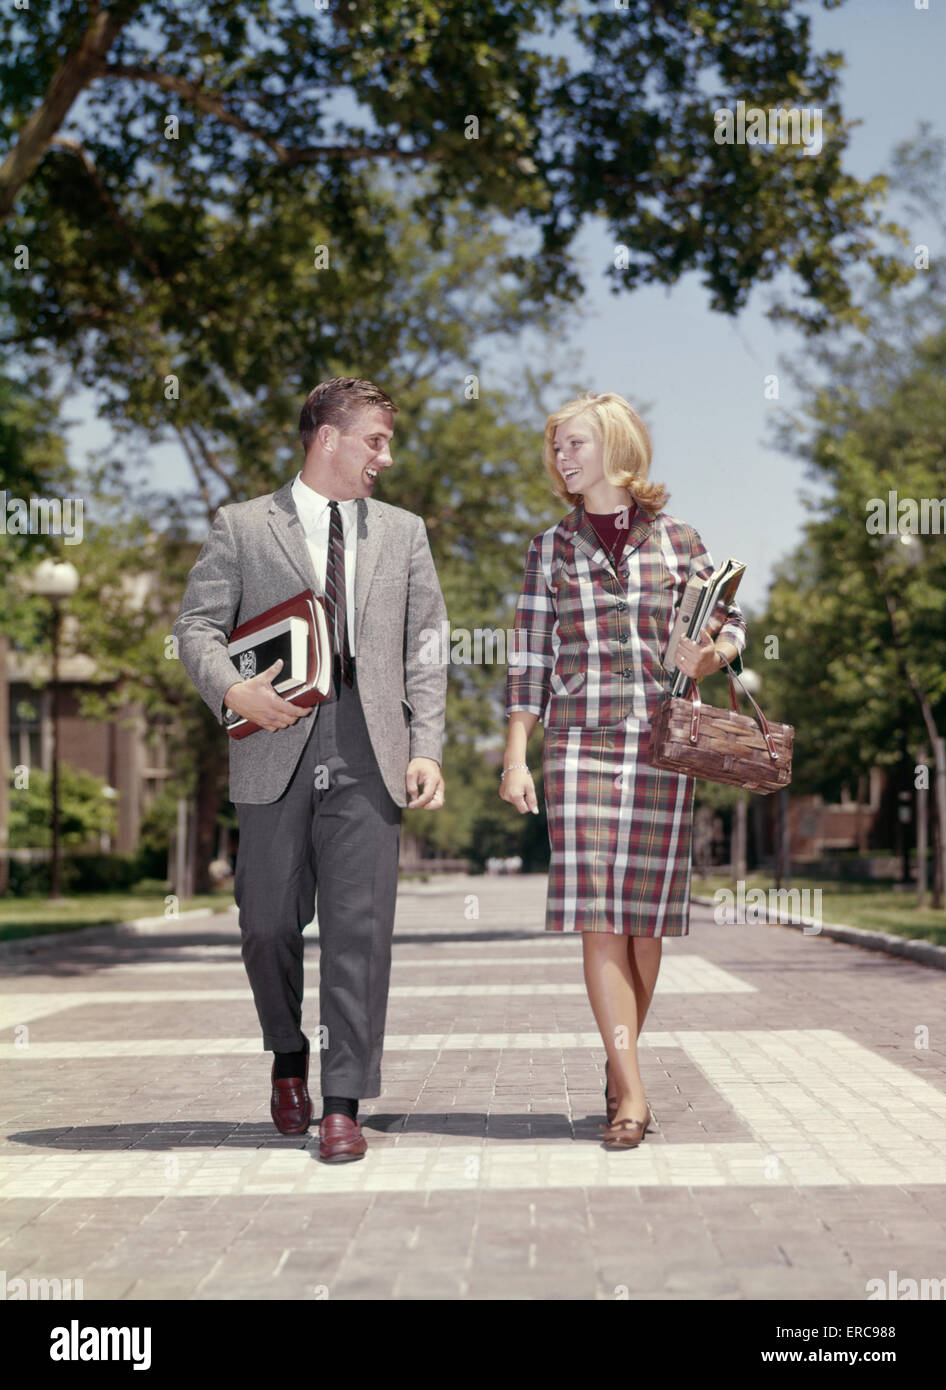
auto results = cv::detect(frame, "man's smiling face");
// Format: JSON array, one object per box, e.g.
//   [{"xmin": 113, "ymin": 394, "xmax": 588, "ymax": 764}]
[{"xmin": 310, "ymin": 405, "xmax": 395, "ymax": 499}]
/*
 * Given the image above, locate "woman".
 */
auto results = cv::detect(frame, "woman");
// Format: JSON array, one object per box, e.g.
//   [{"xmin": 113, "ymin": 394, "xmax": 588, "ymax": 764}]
[{"xmin": 501, "ymin": 393, "xmax": 747, "ymax": 1150}]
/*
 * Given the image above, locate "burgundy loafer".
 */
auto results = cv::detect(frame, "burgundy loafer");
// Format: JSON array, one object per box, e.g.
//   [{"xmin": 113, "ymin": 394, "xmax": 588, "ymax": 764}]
[
  {"xmin": 318, "ymin": 1113, "xmax": 367, "ymax": 1163},
  {"xmin": 270, "ymin": 1038, "xmax": 312, "ymax": 1135}
]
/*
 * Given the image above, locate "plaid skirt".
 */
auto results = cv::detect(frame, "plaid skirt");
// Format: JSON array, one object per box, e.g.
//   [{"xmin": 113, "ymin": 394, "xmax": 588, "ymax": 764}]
[{"xmin": 541, "ymin": 719, "xmax": 694, "ymax": 936}]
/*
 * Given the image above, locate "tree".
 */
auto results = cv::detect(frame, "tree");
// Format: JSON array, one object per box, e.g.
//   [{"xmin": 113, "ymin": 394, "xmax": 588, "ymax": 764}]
[
  {"xmin": 1, "ymin": 0, "xmax": 909, "ymax": 344},
  {"xmin": 3, "ymin": 186, "xmax": 573, "ymax": 885},
  {"xmin": 755, "ymin": 130, "xmax": 946, "ymax": 899},
  {"xmin": 0, "ymin": 364, "xmax": 75, "ymax": 584},
  {"xmin": 759, "ymin": 356, "xmax": 946, "ymax": 898},
  {"xmin": 8, "ymin": 762, "xmax": 117, "ymax": 850}
]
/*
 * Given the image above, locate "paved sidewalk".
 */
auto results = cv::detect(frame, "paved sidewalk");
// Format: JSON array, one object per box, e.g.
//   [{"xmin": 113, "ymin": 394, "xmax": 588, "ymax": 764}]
[{"xmin": 1, "ymin": 873, "xmax": 945, "ymax": 1300}]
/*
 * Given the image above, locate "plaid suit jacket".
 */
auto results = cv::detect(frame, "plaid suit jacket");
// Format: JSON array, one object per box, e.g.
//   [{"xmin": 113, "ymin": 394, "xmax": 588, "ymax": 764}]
[{"xmin": 505, "ymin": 502, "xmax": 748, "ymax": 727}]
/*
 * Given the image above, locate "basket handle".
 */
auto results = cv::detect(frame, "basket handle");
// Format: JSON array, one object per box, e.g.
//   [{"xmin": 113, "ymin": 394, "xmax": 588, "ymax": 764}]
[{"xmin": 686, "ymin": 655, "xmax": 780, "ymax": 761}]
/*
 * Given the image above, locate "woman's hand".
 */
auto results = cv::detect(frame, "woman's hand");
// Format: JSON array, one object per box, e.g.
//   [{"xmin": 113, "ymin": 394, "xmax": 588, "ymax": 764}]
[
  {"xmin": 674, "ymin": 628, "xmax": 723, "ymax": 682},
  {"xmin": 499, "ymin": 767, "xmax": 539, "ymax": 814}
]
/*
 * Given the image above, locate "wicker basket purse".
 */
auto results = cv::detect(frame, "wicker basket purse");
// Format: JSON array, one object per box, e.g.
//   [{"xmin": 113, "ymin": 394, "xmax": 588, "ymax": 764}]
[{"xmin": 648, "ymin": 654, "xmax": 794, "ymax": 794}]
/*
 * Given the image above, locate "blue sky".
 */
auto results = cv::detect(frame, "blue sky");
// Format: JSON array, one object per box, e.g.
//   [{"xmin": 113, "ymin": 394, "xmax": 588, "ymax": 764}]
[{"xmin": 59, "ymin": 0, "xmax": 945, "ymax": 615}]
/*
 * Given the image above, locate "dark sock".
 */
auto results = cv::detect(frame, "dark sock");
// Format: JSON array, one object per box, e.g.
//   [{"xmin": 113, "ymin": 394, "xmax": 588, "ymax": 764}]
[
  {"xmin": 273, "ymin": 1043, "xmax": 307, "ymax": 1079},
  {"xmin": 321, "ymin": 1095, "xmax": 358, "ymax": 1122}
]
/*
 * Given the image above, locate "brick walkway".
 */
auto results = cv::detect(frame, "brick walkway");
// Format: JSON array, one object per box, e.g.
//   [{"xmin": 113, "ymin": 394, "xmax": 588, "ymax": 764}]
[{"xmin": 1, "ymin": 874, "xmax": 945, "ymax": 1300}]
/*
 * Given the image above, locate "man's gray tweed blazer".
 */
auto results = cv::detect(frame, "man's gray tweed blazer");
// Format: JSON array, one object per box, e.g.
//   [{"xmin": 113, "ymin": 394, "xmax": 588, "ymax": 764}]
[{"xmin": 172, "ymin": 480, "xmax": 448, "ymax": 807}]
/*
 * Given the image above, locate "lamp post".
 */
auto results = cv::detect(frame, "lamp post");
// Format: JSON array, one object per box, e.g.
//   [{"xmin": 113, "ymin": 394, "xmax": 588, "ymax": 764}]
[
  {"xmin": 31, "ymin": 560, "xmax": 79, "ymax": 900},
  {"xmin": 737, "ymin": 666, "xmax": 790, "ymax": 886},
  {"xmin": 101, "ymin": 785, "xmax": 118, "ymax": 852},
  {"xmin": 731, "ymin": 667, "xmax": 762, "ymax": 883}
]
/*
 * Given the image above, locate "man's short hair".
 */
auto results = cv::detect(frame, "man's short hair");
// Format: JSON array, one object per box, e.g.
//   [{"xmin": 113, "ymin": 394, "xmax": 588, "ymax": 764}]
[{"xmin": 299, "ymin": 378, "xmax": 399, "ymax": 453}]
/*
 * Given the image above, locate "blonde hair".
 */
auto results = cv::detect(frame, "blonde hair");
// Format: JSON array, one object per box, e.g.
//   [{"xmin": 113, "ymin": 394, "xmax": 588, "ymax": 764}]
[{"xmin": 542, "ymin": 392, "xmax": 669, "ymax": 514}]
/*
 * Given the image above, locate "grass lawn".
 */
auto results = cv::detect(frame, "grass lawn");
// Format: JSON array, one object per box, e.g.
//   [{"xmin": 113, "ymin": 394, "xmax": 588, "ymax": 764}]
[
  {"xmin": 0, "ymin": 892, "xmax": 235, "ymax": 943},
  {"xmin": 0, "ymin": 872, "xmax": 446, "ymax": 943},
  {"xmin": 690, "ymin": 872, "xmax": 946, "ymax": 948}
]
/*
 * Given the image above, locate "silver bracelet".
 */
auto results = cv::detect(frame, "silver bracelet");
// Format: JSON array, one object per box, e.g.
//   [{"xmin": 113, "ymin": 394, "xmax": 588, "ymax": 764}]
[{"xmin": 500, "ymin": 763, "xmax": 532, "ymax": 780}]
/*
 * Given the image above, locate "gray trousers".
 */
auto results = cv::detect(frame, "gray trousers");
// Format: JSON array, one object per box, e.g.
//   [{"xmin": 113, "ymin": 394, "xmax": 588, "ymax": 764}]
[{"xmin": 233, "ymin": 665, "xmax": 402, "ymax": 1098}]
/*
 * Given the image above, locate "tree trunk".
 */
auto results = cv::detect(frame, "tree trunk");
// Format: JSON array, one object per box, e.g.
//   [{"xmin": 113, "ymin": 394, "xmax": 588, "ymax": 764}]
[
  {"xmin": 872, "ymin": 561, "xmax": 946, "ymax": 909},
  {"xmin": 916, "ymin": 746, "xmax": 928, "ymax": 909},
  {"xmin": 192, "ymin": 734, "xmax": 227, "ymax": 895},
  {"xmin": 933, "ymin": 737, "xmax": 946, "ymax": 912},
  {"xmin": 732, "ymin": 795, "xmax": 748, "ymax": 881},
  {"xmin": 932, "ymin": 767, "xmax": 944, "ymax": 912},
  {"xmin": 0, "ymin": 1, "xmax": 144, "ymax": 224},
  {"xmin": 0, "ymin": 633, "xmax": 8, "ymax": 895}
]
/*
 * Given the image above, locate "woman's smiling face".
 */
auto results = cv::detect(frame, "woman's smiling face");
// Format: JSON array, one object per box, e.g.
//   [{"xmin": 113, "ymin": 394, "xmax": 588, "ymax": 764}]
[{"xmin": 552, "ymin": 412, "xmax": 603, "ymax": 496}]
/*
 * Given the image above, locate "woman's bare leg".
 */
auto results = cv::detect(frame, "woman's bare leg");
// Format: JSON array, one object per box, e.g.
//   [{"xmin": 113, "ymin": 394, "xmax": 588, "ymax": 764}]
[
  {"xmin": 599, "ymin": 936, "xmax": 662, "ymax": 1112},
  {"xmin": 582, "ymin": 933, "xmax": 648, "ymax": 1124},
  {"xmin": 628, "ymin": 936, "xmax": 662, "ymax": 1035}
]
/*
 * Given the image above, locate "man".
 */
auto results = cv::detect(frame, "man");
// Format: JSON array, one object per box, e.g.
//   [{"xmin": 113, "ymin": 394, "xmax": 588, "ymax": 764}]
[{"xmin": 172, "ymin": 378, "xmax": 448, "ymax": 1162}]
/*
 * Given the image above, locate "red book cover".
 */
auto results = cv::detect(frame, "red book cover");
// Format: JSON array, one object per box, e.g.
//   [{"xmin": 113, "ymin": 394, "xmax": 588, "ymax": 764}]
[{"xmin": 225, "ymin": 588, "xmax": 332, "ymax": 739}]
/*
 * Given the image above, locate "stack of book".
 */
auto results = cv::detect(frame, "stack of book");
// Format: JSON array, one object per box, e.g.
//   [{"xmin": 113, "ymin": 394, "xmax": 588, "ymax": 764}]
[
  {"xmin": 664, "ymin": 558, "xmax": 745, "ymax": 697},
  {"xmin": 225, "ymin": 589, "xmax": 333, "ymax": 738}
]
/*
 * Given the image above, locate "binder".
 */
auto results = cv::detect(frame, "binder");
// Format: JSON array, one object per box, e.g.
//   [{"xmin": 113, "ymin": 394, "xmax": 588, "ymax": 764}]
[{"xmin": 225, "ymin": 588, "xmax": 333, "ymax": 739}]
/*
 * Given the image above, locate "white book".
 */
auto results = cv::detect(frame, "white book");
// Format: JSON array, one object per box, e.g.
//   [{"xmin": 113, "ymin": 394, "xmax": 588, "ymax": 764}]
[{"xmin": 310, "ymin": 597, "xmax": 331, "ymax": 696}]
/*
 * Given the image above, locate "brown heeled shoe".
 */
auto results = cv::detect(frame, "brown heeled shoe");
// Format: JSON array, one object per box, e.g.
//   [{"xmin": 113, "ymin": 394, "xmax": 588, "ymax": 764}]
[
  {"xmin": 602, "ymin": 1060, "xmax": 655, "ymax": 1131},
  {"xmin": 602, "ymin": 1104, "xmax": 653, "ymax": 1149}
]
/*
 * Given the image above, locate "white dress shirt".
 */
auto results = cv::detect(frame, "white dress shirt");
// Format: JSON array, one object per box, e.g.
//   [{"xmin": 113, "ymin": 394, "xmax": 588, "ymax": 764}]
[{"xmin": 290, "ymin": 472, "xmax": 358, "ymax": 656}]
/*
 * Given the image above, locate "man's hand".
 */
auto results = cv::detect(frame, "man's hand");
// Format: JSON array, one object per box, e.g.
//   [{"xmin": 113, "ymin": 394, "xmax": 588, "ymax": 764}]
[
  {"xmin": 224, "ymin": 659, "xmax": 314, "ymax": 732},
  {"xmin": 406, "ymin": 757, "xmax": 445, "ymax": 809}
]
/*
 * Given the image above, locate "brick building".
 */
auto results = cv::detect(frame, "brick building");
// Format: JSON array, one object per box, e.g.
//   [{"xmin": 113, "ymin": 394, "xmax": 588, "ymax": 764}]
[{"xmin": 3, "ymin": 630, "xmax": 170, "ymax": 858}]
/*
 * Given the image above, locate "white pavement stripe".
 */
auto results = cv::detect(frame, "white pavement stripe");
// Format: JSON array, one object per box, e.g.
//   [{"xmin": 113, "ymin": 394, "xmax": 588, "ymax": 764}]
[
  {"xmin": 0, "ymin": 959, "xmax": 753, "ymax": 1026},
  {"xmin": 3, "ymin": 1031, "xmax": 945, "ymax": 1192},
  {"xmin": 1, "ymin": 1032, "xmax": 659, "ymax": 1059},
  {"xmin": 0, "ymin": 991, "xmax": 251, "ymax": 1027},
  {"xmin": 97, "ymin": 955, "xmax": 586, "ymax": 973},
  {"xmin": 388, "ymin": 959, "xmax": 756, "ymax": 991},
  {"xmin": 0, "ymin": 1133, "xmax": 942, "ymax": 1195},
  {"xmin": 91, "ymin": 958, "xmax": 754, "ymax": 998}
]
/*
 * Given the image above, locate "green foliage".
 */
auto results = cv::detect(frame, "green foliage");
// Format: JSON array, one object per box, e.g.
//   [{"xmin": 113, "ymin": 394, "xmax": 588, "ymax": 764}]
[
  {"xmin": 3, "ymin": 189, "xmax": 573, "ymax": 855},
  {"xmin": 0, "ymin": 0, "xmax": 909, "ymax": 347},
  {"xmin": 751, "ymin": 131, "xmax": 946, "ymax": 796},
  {"xmin": 137, "ymin": 787, "xmax": 184, "ymax": 856},
  {"xmin": 7, "ymin": 851, "xmax": 166, "ymax": 898},
  {"xmin": 0, "ymin": 365, "xmax": 76, "ymax": 629},
  {"xmin": 7, "ymin": 763, "xmax": 118, "ymax": 849},
  {"xmin": 1, "ymin": 15, "xmax": 934, "ymax": 866},
  {"xmin": 404, "ymin": 726, "xmax": 550, "ymax": 871}
]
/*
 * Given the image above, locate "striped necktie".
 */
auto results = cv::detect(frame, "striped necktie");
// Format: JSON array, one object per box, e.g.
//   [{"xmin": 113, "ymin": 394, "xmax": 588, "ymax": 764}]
[{"xmin": 324, "ymin": 500, "xmax": 354, "ymax": 693}]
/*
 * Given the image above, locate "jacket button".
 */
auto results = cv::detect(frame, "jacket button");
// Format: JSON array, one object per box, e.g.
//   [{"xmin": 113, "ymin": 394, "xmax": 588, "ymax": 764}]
[
  {"xmin": 616, "ymin": 601, "xmax": 627, "ymax": 610},
  {"xmin": 618, "ymin": 635, "xmax": 628, "ymax": 644},
  {"xmin": 622, "ymin": 668, "xmax": 632, "ymax": 678}
]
